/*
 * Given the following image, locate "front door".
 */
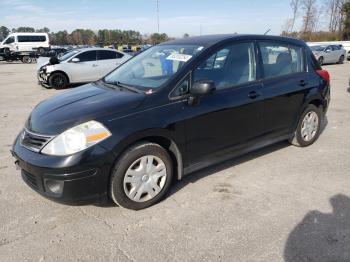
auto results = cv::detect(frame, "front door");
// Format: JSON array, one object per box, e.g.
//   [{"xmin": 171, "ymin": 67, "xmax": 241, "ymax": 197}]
[
  {"xmin": 183, "ymin": 42, "xmax": 264, "ymax": 164},
  {"xmin": 68, "ymin": 50, "xmax": 98, "ymax": 83}
]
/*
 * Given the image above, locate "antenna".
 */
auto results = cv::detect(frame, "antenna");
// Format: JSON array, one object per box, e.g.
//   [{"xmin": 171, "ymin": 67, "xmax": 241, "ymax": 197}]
[
  {"xmin": 264, "ymin": 29, "xmax": 271, "ymax": 35},
  {"xmin": 157, "ymin": 0, "xmax": 160, "ymax": 33}
]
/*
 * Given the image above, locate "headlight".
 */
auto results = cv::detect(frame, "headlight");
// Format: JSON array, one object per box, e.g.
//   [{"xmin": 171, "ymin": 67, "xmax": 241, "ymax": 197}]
[{"xmin": 41, "ymin": 120, "xmax": 111, "ymax": 156}]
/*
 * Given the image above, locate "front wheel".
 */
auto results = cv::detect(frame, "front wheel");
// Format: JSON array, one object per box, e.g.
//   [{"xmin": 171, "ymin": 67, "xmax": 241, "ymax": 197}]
[
  {"xmin": 110, "ymin": 142, "xmax": 173, "ymax": 210},
  {"xmin": 48, "ymin": 72, "xmax": 68, "ymax": 89},
  {"xmin": 289, "ymin": 104, "xmax": 322, "ymax": 147},
  {"xmin": 338, "ymin": 55, "xmax": 344, "ymax": 64}
]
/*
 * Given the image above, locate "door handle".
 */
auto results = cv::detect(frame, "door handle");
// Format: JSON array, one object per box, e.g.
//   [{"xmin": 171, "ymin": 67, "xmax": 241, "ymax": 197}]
[
  {"xmin": 299, "ymin": 80, "xmax": 308, "ymax": 86},
  {"xmin": 248, "ymin": 91, "xmax": 261, "ymax": 99},
  {"xmin": 92, "ymin": 64, "xmax": 98, "ymax": 67}
]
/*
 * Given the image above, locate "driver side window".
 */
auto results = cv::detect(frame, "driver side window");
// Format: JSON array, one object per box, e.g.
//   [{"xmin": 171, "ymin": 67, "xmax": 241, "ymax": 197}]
[
  {"xmin": 193, "ymin": 42, "xmax": 256, "ymax": 90},
  {"xmin": 5, "ymin": 36, "xmax": 15, "ymax": 44},
  {"xmin": 75, "ymin": 51, "xmax": 97, "ymax": 62}
]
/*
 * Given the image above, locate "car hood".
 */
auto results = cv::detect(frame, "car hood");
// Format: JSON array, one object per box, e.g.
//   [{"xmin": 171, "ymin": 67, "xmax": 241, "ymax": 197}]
[
  {"xmin": 36, "ymin": 57, "xmax": 51, "ymax": 70},
  {"xmin": 27, "ymin": 82, "xmax": 145, "ymax": 135}
]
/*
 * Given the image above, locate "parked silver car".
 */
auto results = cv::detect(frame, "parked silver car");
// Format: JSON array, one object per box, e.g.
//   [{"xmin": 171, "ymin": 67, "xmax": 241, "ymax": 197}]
[
  {"xmin": 37, "ymin": 48, "xmax": 132, "ymax": 88},
  {"xmin": 310, "ymin": 44, "xmax": 346, "ymax": 65}
]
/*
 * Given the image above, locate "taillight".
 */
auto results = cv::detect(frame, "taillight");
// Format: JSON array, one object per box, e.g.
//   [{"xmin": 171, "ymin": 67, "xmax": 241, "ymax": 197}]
[{"xmin": 316, "ymin": 69, "xmax": 330, "ymax": 84}]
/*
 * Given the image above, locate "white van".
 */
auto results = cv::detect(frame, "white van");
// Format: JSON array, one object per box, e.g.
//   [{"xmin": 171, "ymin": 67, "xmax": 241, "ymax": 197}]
[{"xmin": 0, "ymin": 33, "xmax": 49, "ymax": 54}]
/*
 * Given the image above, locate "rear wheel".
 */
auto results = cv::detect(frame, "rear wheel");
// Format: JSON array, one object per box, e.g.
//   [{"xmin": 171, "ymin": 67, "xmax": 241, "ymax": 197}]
[
  {"xmin": 318, "ymin": 56, "xmax": 324, "ymax": 66},
  {"xmin": 338, "ymin": 55, "xmax": 344, "ymax": 64},
  {"xmin": 37, "ymin": 47, "xmax": 45, "ymax": 55},
  {"xmin": 22, "ymin": 56, "xmax": 32, "ymax": 64},
  {"xmin": 110, "ymin": 142, "xmax": 173, "ymax": 210},
  {"xmin": 48, "ymin": 72, "xmax": 68, "ymax": 89},
  {"xmin": 289, "ymin": 104, "xmax": 322, "ymax": 147}
]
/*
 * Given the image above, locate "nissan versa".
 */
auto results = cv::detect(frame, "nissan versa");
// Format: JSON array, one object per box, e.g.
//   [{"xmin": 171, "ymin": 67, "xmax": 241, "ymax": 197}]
[{"xmin": 11, "ymin": 35, "xmax": 330, "ymax": 210}]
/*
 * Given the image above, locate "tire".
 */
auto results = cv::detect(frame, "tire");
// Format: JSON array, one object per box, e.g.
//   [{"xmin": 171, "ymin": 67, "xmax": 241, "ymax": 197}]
[
  {"xmin": 338, "ymin": 55, "xmax": 344, "ymax": 64},
  {"xmin": 318, "ymin": 56, "xmax": 324, "ymax": 66},
  {"xmin": 289, "ymin": 104, "xmax": 322, "ymax": 147},
  {"xmin": 22, "ymin": 56, "xmax": 31, "ymax": 64},
  {"xmin": 48, "ymin": 72, "xmax": 68, "ymax": 89},
  {"xmin": 37, "ymin": 47, "xmax": 45, "ymax": 55},
  {"xmin": 3, "ymin": 48, "xmax": 10, "ymax": 56},
  {"xmin": 110, "ymin": 142, "xmax": 173, "ymax": 210}
]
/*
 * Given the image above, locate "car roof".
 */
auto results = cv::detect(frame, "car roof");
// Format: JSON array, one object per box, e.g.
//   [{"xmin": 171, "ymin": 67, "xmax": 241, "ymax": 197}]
[
  {"xmin": 161, "ymin": 34, "xmax": 306, "ymax": 47},
  {"xmin": 77, "ymin": 47, "xmax": 120, "ymax": 52},
  {"xmin": 75, "ymin": 47, "xmax": 129, "ymax": 55}
]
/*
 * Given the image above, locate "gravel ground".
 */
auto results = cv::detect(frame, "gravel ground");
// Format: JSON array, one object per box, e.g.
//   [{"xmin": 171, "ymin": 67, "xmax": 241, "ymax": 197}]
[{"xmin": 0, "ymin": 61, "xmax": 349, "ymax": 262}]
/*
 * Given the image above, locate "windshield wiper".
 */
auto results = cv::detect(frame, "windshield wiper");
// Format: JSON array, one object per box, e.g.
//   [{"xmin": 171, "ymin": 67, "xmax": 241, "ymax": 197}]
[{"xmin": 103, "ymin": 80, "xmax": 143, "ymax": 94}]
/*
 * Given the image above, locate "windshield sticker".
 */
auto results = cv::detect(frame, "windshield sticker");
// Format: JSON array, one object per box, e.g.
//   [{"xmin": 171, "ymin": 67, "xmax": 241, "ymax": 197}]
[{"xmin": 166, "ymin": 53, "xmax": 192, "ymax": 62}]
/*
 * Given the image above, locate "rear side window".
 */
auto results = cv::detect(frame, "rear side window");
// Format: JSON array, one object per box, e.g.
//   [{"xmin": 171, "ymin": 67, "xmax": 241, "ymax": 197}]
[
  {"xmin": 193, "ymin": 42, "xmax": 256, "ymax": 90},
  {"xmin": 97, "ymin": 50, "xmax": 123, "ymax": 60},
  {"xmin": 259, "ymin": 42, "xmax": 305, "ymax": 78},
  {"xmin": 75, "ymin": 51, "xmax": 97, "ymax": 62},
  {"xmin": 331, "ymin": 45, "xmax": 340, "ymax": 50},
  {"xmin": 17, "ymin": 35, "xmax": 46, "ymax": 42}
]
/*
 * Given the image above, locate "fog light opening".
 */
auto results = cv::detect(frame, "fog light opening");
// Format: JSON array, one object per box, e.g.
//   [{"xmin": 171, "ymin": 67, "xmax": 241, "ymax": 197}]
[{"xmin": 44, "ymin": 179, "xmax": 64, "ymax": 195}]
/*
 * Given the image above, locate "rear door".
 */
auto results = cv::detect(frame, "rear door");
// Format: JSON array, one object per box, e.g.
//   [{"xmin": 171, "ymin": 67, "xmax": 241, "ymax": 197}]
[
  {"xmin": 96, "ymin": 50, "xmax": 124, "ymax": 78},
  {"xmin": 323, "ymin": 45, "xmax": 335, "ymax": 63},
  {"xmin": 258, "ymin": 41, "xmax": 308, "ymax": 137},
  {"xmin": 67, "ymin": 50, "xmax": 98, "ymax": 83}
]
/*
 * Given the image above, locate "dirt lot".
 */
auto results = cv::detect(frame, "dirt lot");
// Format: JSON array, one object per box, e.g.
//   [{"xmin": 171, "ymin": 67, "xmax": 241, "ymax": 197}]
[{"xmin": 0, "ymin": 61, "xmax": 350, "ymax": 262}]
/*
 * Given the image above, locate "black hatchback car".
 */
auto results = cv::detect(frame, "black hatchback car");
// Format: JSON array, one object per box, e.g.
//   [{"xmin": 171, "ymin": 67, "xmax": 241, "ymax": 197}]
[{"xmin": 12, "ymin": 35, "xmax": 330, "ymax": 210}]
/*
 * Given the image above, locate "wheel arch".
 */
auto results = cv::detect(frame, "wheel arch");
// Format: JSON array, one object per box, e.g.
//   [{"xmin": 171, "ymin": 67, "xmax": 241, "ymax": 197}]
[
  {"xmin": 49, "ymin": 70, "xmax": 70, "ymax": 84},
  {"xmin": 111, "ymin": 132, "xmax": 184, "ymax": 181}
]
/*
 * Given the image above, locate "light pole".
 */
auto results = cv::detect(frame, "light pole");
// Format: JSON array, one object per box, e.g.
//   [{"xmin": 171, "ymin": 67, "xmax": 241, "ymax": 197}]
[{"xmin": 157, "ymin": 0, "xmax": 160, "ymax": 33}]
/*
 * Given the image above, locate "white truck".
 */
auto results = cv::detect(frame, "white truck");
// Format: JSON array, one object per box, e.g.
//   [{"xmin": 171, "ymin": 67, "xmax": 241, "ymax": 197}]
[{"xmin": 0, "ymin": 32, "xmax": 50, "ymax": 54}]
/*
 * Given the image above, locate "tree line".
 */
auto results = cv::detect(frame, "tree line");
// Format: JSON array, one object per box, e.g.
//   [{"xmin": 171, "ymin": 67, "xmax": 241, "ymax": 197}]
[
  {"xmin": 0, "ymin": 26, "xmax": 171, "ymax": 45},
  {"xmin": 282, "ymin": 0, "xmax": 350, "ymax": 41}
]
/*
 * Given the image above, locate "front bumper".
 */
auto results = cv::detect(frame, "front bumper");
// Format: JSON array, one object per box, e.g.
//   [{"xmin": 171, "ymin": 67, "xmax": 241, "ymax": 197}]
[
  {"xmin": 11, "ymin": 135, "xmax": 113, "ymax": 204},
  {"xmin": 37, "ymin": 70, "xmax": 50, "ymax": 86}
]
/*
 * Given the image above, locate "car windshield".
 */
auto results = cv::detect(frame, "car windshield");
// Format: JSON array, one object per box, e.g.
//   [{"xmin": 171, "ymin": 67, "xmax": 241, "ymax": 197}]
[
  {"xmin": 310, "ymin": 45, "xmax": 326, "ymax": 52},
  {"xmin": 103, "ymin": 44, "xmax": 204, "ymax": 91},
  {"xmin": 59, "ymin": 50, "xmax": 80, "ymax": 61}
]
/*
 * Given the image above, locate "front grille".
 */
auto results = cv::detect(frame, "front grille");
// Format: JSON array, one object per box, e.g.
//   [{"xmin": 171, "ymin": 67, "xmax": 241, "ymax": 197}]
[
  {"xmin": 22, "ymin": 170, "xmax": 39, "ymax": 190},
  {"xmin": 20, "ymin": 129, "xmax": 53, "ymax": 152}
]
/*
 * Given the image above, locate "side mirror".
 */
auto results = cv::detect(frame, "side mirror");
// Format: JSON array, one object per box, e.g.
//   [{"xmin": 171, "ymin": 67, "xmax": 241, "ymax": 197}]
[
  {"xmin": 325, "ymin": 49, "xmax": 331, "ymax": 53},
  {"xmin": 190, "ymin": 80, "xmax": 216, "ymax": 96},
  {"xmin": 71, "ymin": 57, "xmax": 80, "ymax": 63}
]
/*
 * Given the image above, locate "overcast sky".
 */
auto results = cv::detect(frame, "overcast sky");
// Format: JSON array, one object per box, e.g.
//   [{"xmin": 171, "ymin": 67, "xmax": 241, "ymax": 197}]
[{"xmin": 1, "ymin": 0, "xmax": 309, "ymax": 37}]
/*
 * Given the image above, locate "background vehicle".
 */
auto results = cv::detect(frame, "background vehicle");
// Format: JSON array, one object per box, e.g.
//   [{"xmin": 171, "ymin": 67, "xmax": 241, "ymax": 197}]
[
  {"xmin": 13, "ymin": 35, "xmax": 330, "ymax": 210},
  {"xmin": 310, "ymin": 44, "xmax": 346, "ymax": 65},
  {"xmin": 0, "ymin": 33, "xmax": 49, "ymax": 55},
  {"xmin": 347, "ymin": 50, "xmax": 350, "ymax": 61},
  {"xmin": 37, "ymin": 48, "xmax": 132, "ymax": 88},
  {"xmin": 0, "ymin": 48, "xmax": 37, "ymax": 63}
]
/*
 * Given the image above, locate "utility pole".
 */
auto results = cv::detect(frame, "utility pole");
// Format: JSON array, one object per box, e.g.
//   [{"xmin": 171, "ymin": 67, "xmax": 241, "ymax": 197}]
[{"xmin": 157, "ymin": 0, "xmax": 160, "ymax": 33}]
